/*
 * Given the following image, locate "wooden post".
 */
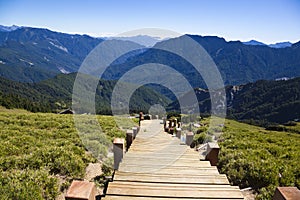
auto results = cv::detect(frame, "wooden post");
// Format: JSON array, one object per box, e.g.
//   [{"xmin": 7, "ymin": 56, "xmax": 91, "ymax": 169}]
[
  {"xmin": 132, "ymin": 127, "xmax": 138, "ymax": 139},
  {"xmin": 139, "ymin": 112, "xmax": 143, "ymax": 126},
  {"xmin": 186, "ymin": 132, "xmax": 194, "ymax": 146},
  {"xmin": 176, "ymin": 128, "xmax": 181, "ymax": 138},
  {"xmin": 273, "ymin": 187, "xmax": 300, "ymax": 200},
  {"xmin": 165, "ymin": 120, "xmax": 170, "ymax": 132},
  {"xmin": 65, "ymin": 181, "xmax": 97, "ymax": 200},
  {"xmin": 113, "ymin": 138, "xmax": 124, "ymax": 170},
  {"xmin": 205, "ymin": 142, "xmax": 220, "ymax": 166},
  {"xmin": 126, "ymin": 130, "xmax": 134, "ymax": 151},
  {"xmin": 180, "ymin": 131, "xmax": 186, "ymax": 145}
]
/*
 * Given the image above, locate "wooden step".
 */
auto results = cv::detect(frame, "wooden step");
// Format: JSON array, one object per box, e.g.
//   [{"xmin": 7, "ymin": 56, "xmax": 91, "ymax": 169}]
[
  {"xmin": 106, "ymin": 120, "xmax": 243, "ymax": 200},
  {"xmin": 124, "ymin": 151, "xmax": 199, "ymax": 157},
  {"xmin": 103, "ymin": 196, "xmax": 244, "ymax": 200},
  {"xmin": 114, "ymin": 171, "xmax": 230, "ymax": 185},
  {"xmin": 118, "ymin": 164, "xmax": 214, "ymax": 171},
  {"xmin": 106, "ymin": 185, "xmax": 244, "ymax": 199},
  {"xmin": 118, "ymin": 166, "xmax": 220, "ymax": 175},
  {"xmin": 123, "ymin": 154, "xmax": 200, "ymax": 159},
  {"xmin": 109, "ymin": 181, "xmax": 239, "ymax": 189},
  {"xmin": 119, "ymin": 160, "xmax": 211, "ymax": 168},
  {"xmin": 121, "ymin": 157, "xmax": 202, "ymax": 164}
]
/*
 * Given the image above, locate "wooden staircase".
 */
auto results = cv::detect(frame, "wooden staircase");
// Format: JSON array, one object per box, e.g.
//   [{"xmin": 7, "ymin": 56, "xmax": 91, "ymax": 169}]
[{"xmin": 102, "ymin": 120, "xmax": 244, "ymax": 200}]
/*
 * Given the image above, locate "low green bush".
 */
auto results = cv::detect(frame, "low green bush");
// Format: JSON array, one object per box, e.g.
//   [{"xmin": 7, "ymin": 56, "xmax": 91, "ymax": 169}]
[
  {"xmin": 0, "ymin": 109, "xmax": 125, "ymax": 199},
  {"xmin": 218, "ymin": 120, "xmax": 300, "ymax": 199}
]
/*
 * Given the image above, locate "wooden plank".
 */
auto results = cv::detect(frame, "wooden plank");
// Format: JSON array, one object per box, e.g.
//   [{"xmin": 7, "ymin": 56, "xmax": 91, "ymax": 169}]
[
  {"xmin": 120, "ymin": 158, "xmax": 202, "ymax": 164},
  {"xmin": 115, "ymin": 171, "xmax": 228, "ymax": 178},
  {"xmin": 114, "ymin": 177, "xmax": 229, "ymax": 185},
  {"xmin": 109, "ymin": 181, "xmax": 239, "ymax": 189},
  {"xmin": 123, "ymin": 154, "xmax": 199, "ymax": 158},
  {"xmin": 124, "ymin": 152, "xmax": 200, "ymax": 157},
  {"xmin": 106, "ymin": 187, "xmax": 244, "ymax": 199},
  {"xmin": 103, "ymin": 196, "xmax": 244, "ymax": 200},
  {"xmin": 123, "ymin": 154, "xmax": 200, "ymax": 159},
  {"xmin": 128, "ymin": 146, "xmax": 189, "ymax": 151},
  {"xmin": 118, "ymin": 165, "xmax": 218, "ymax": 171},
  {"xmin": 130, "ymin": 143, "xmax": 185, "ymax": 147},
  {"xmin": 114, "ymin": 173, "xmax": 229, "ymax": 185},
  {"xmin": 118, "ymin": 165, "xmax": 219, "ymax": 173},
  {"xmin": 119, "ymin": 163, "xmax": 213, "ymax": 170},
  {"xmin": 119, "ymin": 161, "xmax": 211, "ymax": 168},
  {"xmin": 122, "ymin": 157, "xmax": 200, "ymax": 161}
]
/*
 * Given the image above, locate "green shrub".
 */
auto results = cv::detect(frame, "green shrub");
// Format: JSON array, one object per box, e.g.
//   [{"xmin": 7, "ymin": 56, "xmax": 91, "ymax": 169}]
[
  {"xmin": 0, "ymin": 109, "xmax": 125, "ymax": 199},
  {"xmin": 218, "ymin": 119, "xmax": 300, "ymax": 199}
]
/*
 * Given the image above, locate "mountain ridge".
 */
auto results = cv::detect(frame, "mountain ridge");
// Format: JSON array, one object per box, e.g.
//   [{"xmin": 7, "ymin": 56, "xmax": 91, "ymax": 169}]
[
  {"xmin": 167, "ymin": 77, "xmax": 300, "ymax": 124},
  {"xmin": 0, "ymin": 27, "xmax": 103, "ymax": 82},
  {"xmin": 243, "ymin": 39, "xmax": 293, "ymax": 48},
  {"xmin": 100, "ymin": 34, "xmax": 300, "ymax": 90},
  {"xmin": 1, "ymin": 26, "xmax": 300, "ymax": 86},
  {"xmin": 0, "ymin": 73, "xmax": 171, "ymax": 114}
]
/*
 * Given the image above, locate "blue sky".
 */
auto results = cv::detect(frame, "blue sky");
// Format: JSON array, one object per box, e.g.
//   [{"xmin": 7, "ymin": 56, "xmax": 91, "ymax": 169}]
[{"xmin": 0, "ymin": 0, "xmax": 299, "ymax": 44}]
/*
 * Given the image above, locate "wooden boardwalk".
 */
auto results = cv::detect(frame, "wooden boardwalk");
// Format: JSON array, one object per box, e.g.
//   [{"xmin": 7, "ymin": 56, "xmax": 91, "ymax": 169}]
[{"xmin": 103, "ymin": 120, "xmax": 244, "ymax": 200}]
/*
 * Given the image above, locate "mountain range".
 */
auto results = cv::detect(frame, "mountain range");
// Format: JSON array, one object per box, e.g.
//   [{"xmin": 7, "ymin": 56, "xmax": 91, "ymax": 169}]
[
  {"xmin": 1, "ymin": 25, "xmax": 300, "ymax": 86},
  {"xmin": 0, "ymin": 25, "xmax": 299, "ymax": 124},
  {"xmin": 0, "ymin": 26, "xmax": 103, "ymax": 82},
  {"xmin": 100, "ymin": 34, "xmax": 300, "ymax": 93},
  {"xmin": 1, "ymin": 72, "xmax": 298, "ymax": 124},
  {"xmin": 243, "ymin": 40, "xmax": 292, "ymax": 48}
]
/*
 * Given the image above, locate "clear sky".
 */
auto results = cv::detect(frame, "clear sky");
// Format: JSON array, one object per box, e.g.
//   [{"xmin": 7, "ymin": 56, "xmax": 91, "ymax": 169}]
[{"xmin": 0, "ymin": 0, "xmax": 299, "ymax": 44}]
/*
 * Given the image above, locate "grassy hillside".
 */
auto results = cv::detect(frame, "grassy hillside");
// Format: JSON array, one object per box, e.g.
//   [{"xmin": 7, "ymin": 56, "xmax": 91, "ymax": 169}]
[
  {"xmin": 1, "ymin": 107, "xmax": 299, "ymax": 199},
  {"xmin": 0, "ymin": 107, "xmax": 126, "ymax": 199},
  {"xmin": 218, "ymin": 119, "xmax": 300, "ymax": 199},
  {"xmin": 181, "ymin": 116, "xmax": 299, "ymax": 199}
]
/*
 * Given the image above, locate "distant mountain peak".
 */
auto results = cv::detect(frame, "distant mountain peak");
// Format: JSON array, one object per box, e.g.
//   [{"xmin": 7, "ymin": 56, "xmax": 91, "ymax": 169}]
[
  {"xmin": 0, "ymin": 25, "xmax": 20, "ymax": 32},
  {"xmin": 243, "ymin": 40, "xmax": 293, "ymax": 48},
  {"xmin": 243, "ymin": 40, "xmax": 267, "ymax": 46},
  {"xmin": 269, "ymin": 42, "xmax": 292, "ymax": 48}
]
